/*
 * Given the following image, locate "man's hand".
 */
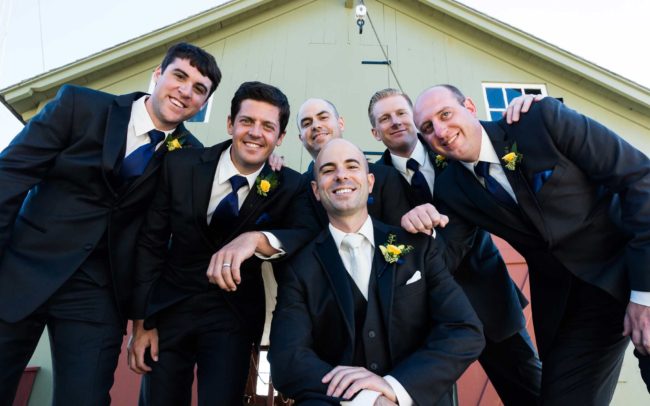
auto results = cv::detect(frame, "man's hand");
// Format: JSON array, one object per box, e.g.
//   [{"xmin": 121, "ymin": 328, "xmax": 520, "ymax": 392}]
[
  {"xmin": 623, "ymin": 301, "xmax": 650, "ymax": 355},
  {"xmin": 268, "ymin": 153, "xmax": 285, "ymax": 171},
  {"xmin": 504, "ymin": 94, "xmax": 544, "ymax": 124},
  {"xmin": 206, "ymin": 231, "xmax": 276, "ymax": 291},
  {"xmin": 322, "ymin": 366, "xmax": 397, "ymax": 402},
  {"xmin": 127, "ymin": 319, "xmax": 159, "ymax": 374},
  {"xmin": 375, "ymin": 396, "xmax": 398, "ymax": 406},
  {"xmin": 401, "ymin": 203, "xmax": 449, "ymax": 235}
]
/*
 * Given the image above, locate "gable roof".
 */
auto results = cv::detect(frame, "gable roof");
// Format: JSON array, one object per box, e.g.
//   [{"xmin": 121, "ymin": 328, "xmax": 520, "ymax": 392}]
[{"xmin": 2, "ymin": 0, "xmax": 649, "ymax": 121}]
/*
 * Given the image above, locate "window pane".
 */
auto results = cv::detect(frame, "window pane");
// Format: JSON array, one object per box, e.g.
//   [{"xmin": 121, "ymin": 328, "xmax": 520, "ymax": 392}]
[
  {"xmin": 490, "ymin": 111, "xmax": 503, "ymax": 121},
  {"xmin": 188, "ymin": 105, "xmax": 207, "ymax": 122},
  {"xmin": 524, "ymin": 88, "xmax": 542, "ymax": 95},
  {"xmin": 485, "ymin": 87, "xmax": 505, "ymax": 109},
  {"xmin": 505, "ymin": 88, "xmax": 522, "ymax": 103}
]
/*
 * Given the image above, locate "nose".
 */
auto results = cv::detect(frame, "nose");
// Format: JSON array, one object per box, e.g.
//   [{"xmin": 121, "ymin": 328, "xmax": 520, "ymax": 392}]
[
  {"xmin": 390, "ymin": 114, "xmax": 401, "ymax": 126},
  {"xmin": 334, "ymin": 166, "xmax": 349, "ymax": 181},
  {"xmin": 177, "ymin": 83, "xmax": 192, "ymax": 99},
  {"xmin": 248, "ymin": 122, "xmax": 262, "ymax": 137}
]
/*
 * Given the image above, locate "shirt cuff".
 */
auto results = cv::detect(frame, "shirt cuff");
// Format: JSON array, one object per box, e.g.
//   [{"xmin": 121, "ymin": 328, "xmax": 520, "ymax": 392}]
[
  {"xmin": 630, "ymin": 290, "xmax": 650, "ymax": 306},
  {"xmin": 340, "ymin": 389, "xmax": 381, "ymax": 405},
  {"xmin": 385, "ymin": 375, "xmax": 413, "ymax": 406},
  {"xmin": 254, "ymin": 232, "xmax": 286, "ymax": 260}
]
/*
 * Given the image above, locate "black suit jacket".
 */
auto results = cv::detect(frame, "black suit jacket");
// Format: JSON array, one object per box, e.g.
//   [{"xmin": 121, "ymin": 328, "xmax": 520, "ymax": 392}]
[
  {"xmin": 436, "ymin": 97, "xmax": 650, "ymax": 356},
  {"xmin": 0, "ymin": 84, "xmax": 201, "ymax": 324},
  {"xmin": 269, "ymin": 220, "xmax": 484, "ymax": 405},
  {"xmin": 376, "ymin": 139, "xmax": 527, "ymax": 341},
  {"xmin": 133, "ymin": 140, "xmax": 319, "ymax": 341},
  {"xmin": 303, "ymin": 161, "xmax": 410, "ymax": 228}
]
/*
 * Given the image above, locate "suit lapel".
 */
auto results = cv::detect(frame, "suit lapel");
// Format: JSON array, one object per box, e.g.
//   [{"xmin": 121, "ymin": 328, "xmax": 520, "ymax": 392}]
[
  {"xmin": 193, "ymin": 144, "xmax": 227, "ymax": 248},
  {"xmin": 233, "ymin": 164, "xmax": 273, "ymax": 233},
  {"xmin": 315, "ymin": 233, "xmax": 355, "ymax": 341},
  {"xmin": 102, "ymin": 94, "xmax": 138, "ymax": 193},
  {"xmin": 485, "ymin": 121, "xmax": 551, "ymax": 239}
]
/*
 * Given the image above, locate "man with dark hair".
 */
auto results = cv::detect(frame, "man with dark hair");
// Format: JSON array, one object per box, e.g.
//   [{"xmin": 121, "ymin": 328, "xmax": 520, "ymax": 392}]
[
  {"xmin": 408, "ymin": 84, "xmax": 650, "ymax": 404},
  {"xmin": 368, "ymin": 88, "xmax": 541, "ymax": 405},
  {"xmin": 129, "ymin": 81, "xmax": 319, "ymax": 405},
  {"xmin": 270, "ymin": 138, "xmax": 484, "ymax": 406},
  {"xmin": 0, "ymin": 42, "xmax": 219, "ymax": 405}
]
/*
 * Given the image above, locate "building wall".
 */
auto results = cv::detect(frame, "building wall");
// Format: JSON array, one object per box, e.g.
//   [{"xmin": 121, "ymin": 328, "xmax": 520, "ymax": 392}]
[{"xmin": 23, "ymin": 0, "xmax": 649, "ymax": 404}]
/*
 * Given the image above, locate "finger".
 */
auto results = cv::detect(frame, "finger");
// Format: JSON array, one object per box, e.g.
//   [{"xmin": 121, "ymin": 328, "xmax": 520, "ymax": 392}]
[
  {"xmin": 326, "ymin": 367, "xmax": 355, "ymax": 396},
  {"xmin": 521, "ymin": 95, "xmax": 534, "ymax": 113},
  {"xmin": 150, "ymin": 336, "xmax": 159, "ymax": 362},
  {"xmin": 401, "ymin": 215, "xmax": 419, "ymax": 234},
  {"xmin": 135, "ymin": 345, "xmax": 152, "ymax": 373},
  {"xmin": 206, "ymin": 253, "xmax": 219, "ymax": 284},
  {"xmin": 322, "ymin": 365, "xmax": 345, "ymax": 383},
  {"xmin": 623, "ymin": 312, "xmax": 631, "ymax": 336},
  {"xmin": 534, "ymin": 94, "xmax": 544, "ymax": 102},
  {"xmin": 333, "ymin": 369, "xmax": 369, "ymax": 398},
  {"xmin": 438, "ymin": 214, "xmax": 449, "ymax": 228},
  {"xmin": 230, "ymin": 254, "xmax": 243, "ymax": 285},
  {"xmin": 221, "ymin": 257, "xmax": 237, "ymax": 291}
]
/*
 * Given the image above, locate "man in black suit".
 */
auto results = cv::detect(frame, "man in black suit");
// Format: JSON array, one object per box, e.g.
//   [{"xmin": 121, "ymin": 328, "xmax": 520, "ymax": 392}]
[
  {"xmin": 367, "ymin": 88, "xmax": 541, "ymax": 405},
  {"xmin": 269, "ymin": 138, "xmax": 484, "ymax": 405},
  {"xmin": 406, "ymin": 84, "xmax": 650, "ymax": 404},
  {"xmin": 296, "ymin": 98, "xmax": 410, "ymax": 227},
  {"xmin": 128, "ymin": 81, "xmax": 319, "ymax": 406},
  {"xmin": 0, "ymin": 43, "xmax": 219, "ymax": 405}
]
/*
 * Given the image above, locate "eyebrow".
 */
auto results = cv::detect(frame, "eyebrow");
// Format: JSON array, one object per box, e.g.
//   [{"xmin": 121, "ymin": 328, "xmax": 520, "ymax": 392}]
[
  {"xmin": 318, "ymin": 158, "xmax": 361, "ymax": 172},
  {"xmin": 173, "ymin": 67, "xmax": 208, "ymax": 93}
]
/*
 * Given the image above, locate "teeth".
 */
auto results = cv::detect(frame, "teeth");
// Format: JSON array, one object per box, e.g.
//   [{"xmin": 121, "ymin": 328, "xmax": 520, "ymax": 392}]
[
  {"xmin": 170, "ymin": 98, "xmax": 183, "ymax": 108},
  {"xmin": 245, "ymin": 142, "xmax": 261, "ymax": 148},
  {"xmin": 444, "ymin": 133, "xmax": 458, "ymax": 147},
  {"xmin": 334, "ymin": 188, "xmax": 353, "ymax": 194}
]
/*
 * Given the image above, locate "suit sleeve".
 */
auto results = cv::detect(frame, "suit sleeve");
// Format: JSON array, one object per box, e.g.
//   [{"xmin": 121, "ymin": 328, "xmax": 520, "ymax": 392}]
[
  {"xmin": 131, "ymin": 154, "xmax": 174, "ymax": 319},
  {"xmin": 268, "ymin": 263, "xmax": 337, "ymax": 404},
  {"xmin": 389, "ymin": 236, "xmax": 485, "ymax": 405},
  {"xmin": 539, "ymin": 98, "xmax": 650, "ymax": 291},
  {"xmin": 0, "ymin": 85, "xmax": 75, "ymax": 256}
]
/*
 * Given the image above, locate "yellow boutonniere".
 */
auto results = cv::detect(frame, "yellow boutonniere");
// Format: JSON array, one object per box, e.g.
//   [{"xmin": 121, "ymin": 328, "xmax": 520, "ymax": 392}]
[
  {"xmin": 434, "ymin": 154, "xmax": 447, "ymax": 169},
  {"xmin": 379, "ymin": 234, "xmax": 414, "ymax": 264},
  {"xmin": 502, "ymin": 142, "xmax": 523, "ymax": 171},
  {"xmin": 255, "ymin": 172, "xmax": 279, "ymax": 197},
  {"xmin": 164, "ymin": 130, "xmax": 188, "ymax": 152},
  {"xmin": 167, "ymin": 138, "xmax": 182, "ymax": 151}
]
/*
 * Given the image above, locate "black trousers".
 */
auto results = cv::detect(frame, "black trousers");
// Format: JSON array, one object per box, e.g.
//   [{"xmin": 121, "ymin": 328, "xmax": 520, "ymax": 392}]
[
  {"xmin": 540, "ymin": 277, "xmax": 629, "ymax": 406},
  {"xmin": 635, "ymin": 349, "xmax": 650, "ymax": 393},
  {"xmin": 0, "ymin": 276, "xmax": 122, "ymax": 406},
  {"xmin": 479, "ymin": 327, "xmax": 542, "ymax": 405},
  {"xmin": 139, "ymin": 291, "xmax": 254, "ymax": 406}
]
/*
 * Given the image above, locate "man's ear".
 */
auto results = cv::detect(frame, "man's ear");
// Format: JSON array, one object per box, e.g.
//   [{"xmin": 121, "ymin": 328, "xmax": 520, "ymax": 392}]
[
  {"xmin": 311, "ymin": 180, "xmax": 321, "ymax": 202},
  {"xmin": 276, "ymin": 131, "xmax": 286, "ymax": 147},
  {"xmin": 464, "ymin": 97, "xmax": 478, "ymax": 117},
  {"xmin": 367, "ymin": 172, "xmax": 375, "ymax": 194},
  {"xmin": 338, "ymin": 116, "xmax": 346, "ymax": 132},
  {"xmin": 226, "ymin": 116, "xmax": 234, "ymax": 136},
  {"xmin": 371, "ymin": 127, "xmax": 382, "ymax": 142}
]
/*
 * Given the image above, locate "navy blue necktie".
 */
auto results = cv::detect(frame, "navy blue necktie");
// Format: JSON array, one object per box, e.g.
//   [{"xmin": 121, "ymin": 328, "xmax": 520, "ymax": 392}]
[
  {"xmin": 120, "ymin": 130, "xmax": 166, "ymax": 180},
  {"xmin": 210, "ymin": 175, "xmax": 248, "ymax": 229},
  {"xmin": 407, "ymin": 158, "xmax": 432, "ymax": 203},
  {"xmin": 474, "ymin": 161, "xmax": 517, "ymax": 209}
]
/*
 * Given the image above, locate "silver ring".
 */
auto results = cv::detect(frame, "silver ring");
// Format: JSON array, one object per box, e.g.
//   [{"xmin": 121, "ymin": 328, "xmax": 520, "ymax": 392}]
[{"xmin": 222, "ymin": 263, "xmax": 231, "ymax": 267}]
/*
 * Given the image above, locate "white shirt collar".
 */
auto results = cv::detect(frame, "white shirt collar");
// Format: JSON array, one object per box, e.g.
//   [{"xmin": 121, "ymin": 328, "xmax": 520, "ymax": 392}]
[
  {"xmin": 329, "ymin": 216, "xmax": 375, "ymax": 250},
  {"xmin": 460, "ymin": 126, "xmax": 501, "ymax": 172},
  {"xmin": 132, "ymin": 96, "xmax": 175, "ymax": 138},
  {"xmin": 390, "ymin": 138, "xmax": 427, "ymax": 176},
  {"xmin": 217, "ymin": 145, "xmax": 265, "ymax": 189}
]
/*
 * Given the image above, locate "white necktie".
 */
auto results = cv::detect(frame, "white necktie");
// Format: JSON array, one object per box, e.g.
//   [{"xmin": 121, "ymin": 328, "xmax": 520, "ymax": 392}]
[{"xmin": 341, "ymin": 233, "xmax": 370, "ymax": 300}]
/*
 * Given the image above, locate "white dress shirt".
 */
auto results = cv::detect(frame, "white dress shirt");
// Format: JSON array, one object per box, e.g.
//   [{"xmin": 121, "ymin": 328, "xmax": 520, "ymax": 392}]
[
  {"xmin": 390, "ymin": 140, "xmax": 435, "ymax": 195},
  {"xmin": 125, "ymin": 96, "xmax": 173, "ymax": 157},
  {"xmin": 330, "ymin": 217, "xmax": 414, "ymax": 406},
  {"xmin": 206, "ymin": 146, "xmax": 283, "ymax": 259}
]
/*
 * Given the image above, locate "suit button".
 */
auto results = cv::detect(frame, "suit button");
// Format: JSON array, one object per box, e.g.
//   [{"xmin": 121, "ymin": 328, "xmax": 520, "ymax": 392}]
[
  {"xmin": 368, "ymin": 330, "xmax": 376, "ymax": 338},
  {"xmin": 84, "ymin": 244, "xmax": 94, "ymax": 251},
  {"xmin": 370, "ymin": 362, "xmax": 379, "ymax": 371}
]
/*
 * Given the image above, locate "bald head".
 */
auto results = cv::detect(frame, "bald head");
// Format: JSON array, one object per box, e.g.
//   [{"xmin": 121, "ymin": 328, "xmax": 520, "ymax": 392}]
[{"xmin": 297, "ymin": 98, "xmax": 345, "ymax": 159}]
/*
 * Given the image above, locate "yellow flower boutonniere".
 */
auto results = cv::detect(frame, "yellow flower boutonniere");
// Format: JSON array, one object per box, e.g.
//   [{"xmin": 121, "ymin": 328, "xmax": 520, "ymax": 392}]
[
  {"xmin": 164, "ymin": 130, "xmax": 188, "ymax": 152},
  {"xmin": 255, "ymin": 172, "xmax": 279, "ymax": 197},
  {"xmin": 379, "ymin": 234, "xmax": 414, "ymax": 264},
  {"xmin": 502, "ymin": 142, "xmax": 523, "ymax": 171},
  {"xmin": 434, "ymin": 154, "xmax": 448, "ymax": 169}
]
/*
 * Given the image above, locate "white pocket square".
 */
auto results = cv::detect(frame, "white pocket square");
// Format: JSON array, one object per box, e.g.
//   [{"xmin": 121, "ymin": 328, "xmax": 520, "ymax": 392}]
[{"xmin": 405, "ymin": 270, "xmax": 421, "ymax": 285}]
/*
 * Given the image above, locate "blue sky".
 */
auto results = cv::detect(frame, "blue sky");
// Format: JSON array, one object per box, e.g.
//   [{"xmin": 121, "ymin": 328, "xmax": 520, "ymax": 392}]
[{"xmin": 1, "ymin": 0, "xmax": 648, "ymax": 148}]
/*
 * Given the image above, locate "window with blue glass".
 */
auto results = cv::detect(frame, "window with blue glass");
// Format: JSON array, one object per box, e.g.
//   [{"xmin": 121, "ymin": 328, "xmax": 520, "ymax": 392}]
[{"xmin": 482, "ymin": 83, "xmax": 547, "ymax": 121}]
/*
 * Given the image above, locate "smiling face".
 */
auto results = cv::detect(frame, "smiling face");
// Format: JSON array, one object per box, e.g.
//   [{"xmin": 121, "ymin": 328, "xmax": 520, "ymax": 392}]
[
  {"xmin": 228, "ymin": 99, "xmax": 286, "ymax": 175},
  {"xmin": 370, "ymin": 94, "xmax": 418, "ymax": 157},
  {"xmin": 413, "ymin": 86, "xmax": 483, "ymax": 163},
  {"xmin": 297, "ymin": 98, "xmax": 345, "ymax": 159},
  {"xmin": 146, "ymin": 57, "xmax": 213, "ymax": 131},
  {"xmin": 312, "ymin": 139, "xmax": 374, "ymax": 228}
]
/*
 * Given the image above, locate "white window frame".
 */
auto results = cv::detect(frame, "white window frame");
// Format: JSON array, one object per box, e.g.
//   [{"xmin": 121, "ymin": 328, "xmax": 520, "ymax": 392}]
[{"xmin": 481, "ymin": 83, "xmax": 548, "ymax": 121}]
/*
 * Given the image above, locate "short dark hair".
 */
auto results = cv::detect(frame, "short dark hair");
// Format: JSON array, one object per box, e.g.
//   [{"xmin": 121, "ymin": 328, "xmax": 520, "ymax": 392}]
[
  {"xmin": 160, "ymin": 42, "xmax": 222, "ymax": 97},
  {"xmin": 434, "ymin": 84, "xmax": 466, "ymax": 105},
  {"xmin": 367, "ymin": 88, "xmax": 413, "ymax": 126},
  {"xmin": 230, "ymin": 81, "xmax": 291, "ymax": 133}
]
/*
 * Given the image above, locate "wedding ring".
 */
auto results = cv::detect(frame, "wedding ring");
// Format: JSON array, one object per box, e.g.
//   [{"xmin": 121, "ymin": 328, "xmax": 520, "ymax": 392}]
[{"xmin": 222, "ymin": 263, "xmax": 231, "ymax": 267}]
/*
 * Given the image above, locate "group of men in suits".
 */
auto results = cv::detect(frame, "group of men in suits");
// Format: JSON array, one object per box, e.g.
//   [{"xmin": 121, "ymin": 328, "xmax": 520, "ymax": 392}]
[{"xmin": 0, "ymin": 38, "xmax": 648, "ymax": 406}]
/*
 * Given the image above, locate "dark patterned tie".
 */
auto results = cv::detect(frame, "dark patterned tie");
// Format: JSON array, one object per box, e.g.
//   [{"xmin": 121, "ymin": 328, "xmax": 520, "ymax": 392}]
[
  {"xmin": 120, "ymin": 130, "xmax": 166, "ymax": 180},
  {"xmin": 474, "ymin": 161, "xmax": 517, "ymax": 209},
  {"xmin": 209, "ymin": 175, "xmax": 248, "ymax": 229},
  {"xmin": 407, "ymin": 158, "xmax": 432, "ymax": 203}
]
